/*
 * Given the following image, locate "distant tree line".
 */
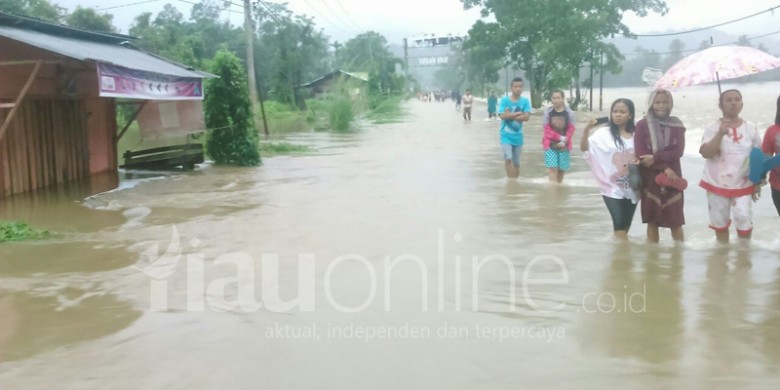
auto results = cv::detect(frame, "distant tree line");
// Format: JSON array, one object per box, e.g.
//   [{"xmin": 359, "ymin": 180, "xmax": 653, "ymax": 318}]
[{"xmin": 1, "ymin": 0, "xmax": 406, "ymax": 109}]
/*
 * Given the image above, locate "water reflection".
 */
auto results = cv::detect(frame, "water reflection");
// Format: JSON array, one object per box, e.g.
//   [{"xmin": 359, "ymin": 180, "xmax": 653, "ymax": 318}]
[
  {"xmin": 0, "ymin": 289, "xmax": 141, "ymax": 362},
  {"xmin": 0, "ymin": 242, "xmax": 136, "ymax": 276},
  {"xmin": 698, "ymin": 248, "xmax": 754, "ymax": 380},
  {"xmin": 581, "ymin": 244, "xmax": 684, "ymax": 366},
  {"xmin": 760, "ymin": 264, "xmax": 780, "ymax": 365}
]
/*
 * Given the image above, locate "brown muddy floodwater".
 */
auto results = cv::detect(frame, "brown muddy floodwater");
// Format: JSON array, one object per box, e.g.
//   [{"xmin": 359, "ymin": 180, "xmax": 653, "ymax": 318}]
[{"xmin": 1, "ymin": 83, "xmax": 780, "ymax": 389}]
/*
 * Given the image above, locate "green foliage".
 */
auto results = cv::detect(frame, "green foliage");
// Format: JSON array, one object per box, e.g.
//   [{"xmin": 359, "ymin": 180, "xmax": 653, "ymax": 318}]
[
  {"xmin": 662, "ymin": 39, "xmax": 685, "ymax": 70},
  {"xmin": 460, "ymin": 0, "xmax": 668, "ymax": 107},
  {"xmin": 258, "ymin": 101, "xmax": 308, "ymax": 134},
  {"xmin": 0, "ymin": 221, "xmax": 52, "ymax": 243},
  {"xmin": 65, "ymin": 6, "xmax": 116, "ymax": 32},
  {"xmin": 366, "ymin": 95, "xmax": 406, "ymax": 124},
  {"xmin": 204, "ymin": 50, "xmax": 261, "ymax": 166},
  {"xmin": 256, "ymin": 3, "xmax": 330, "ymax": 108},
  {"xmin": 259, "ymin": 142, "xmax": 311, "ymax": 155},
  {"xmin": 336, "ymin": 32, "xmax": 405, "ymax": 98},
  {"xmin": 0, "ymin": 0, "xmax": 64, "ymax": 23},
  {"xmin": 128, "ymin": 3, "xmax": 243, "ymax": 71},
  {"xmin": 460, "ymin": 22, "xmax": 504, "ymax": 93},
  {"xmin": 328, "ymin": 97, "xmax": 355, "ymax": 132}
]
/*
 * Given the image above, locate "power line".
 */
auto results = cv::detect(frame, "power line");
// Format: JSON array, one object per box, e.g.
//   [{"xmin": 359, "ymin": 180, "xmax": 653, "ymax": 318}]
[
  {"xmin": 631, "ymin": 4, "xmax": 780, "ymax": 37},
  {"xmin": 253, "ymin": 0, "xmax": 286, "ymax": 24},
  {"xmin": 621, "ymin": 29, "xmax": 780, "ymax": 57},
  {"xmin": 317, "ymin": 0, "xmax": 363, "ymax": 33},
  {"xmin": 299, "ymin": 0, "xmax": 360, "ymax": 36},
  {"xmin": 332, "ymin": 0, "xmax": 364, "ymax": 32},
  {"xmin": 96, "ymin": 0, "xmax": 163, "ymax": 11}
]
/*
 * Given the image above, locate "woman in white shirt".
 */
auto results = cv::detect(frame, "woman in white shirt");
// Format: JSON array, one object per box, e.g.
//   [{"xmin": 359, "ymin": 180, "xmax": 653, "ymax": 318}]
[{"xmin": 580, "ymin": 98, "xmax": 640, "ymax": 240}]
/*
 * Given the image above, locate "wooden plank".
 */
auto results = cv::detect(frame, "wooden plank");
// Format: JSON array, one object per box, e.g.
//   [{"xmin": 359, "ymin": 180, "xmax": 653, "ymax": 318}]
[
  {"xmin": 54, "ymin": 97, "xmax": 64, "ymax": 184},
  {"xmin": 124, "ymin": 149, "xmax": 203, "ymax": 166},
  {"xmin": 73, "ymin": 101, "xmax": 80, "ymax": 178},
  {"xmin": 64, "ymin": 100, "xmax": 74, "ymax": 181},
  {"xmin": 0, "ymin": 60, "xmax": 60, "ymax": 67},
  {"xmin": 74, "ymin": 100, "xmax": 83, "ymax": 180},
  {"xmin": 117, "ymin": 101, "xmax": 147, "ymax": 141},
  {"xmin": 125, "ymin": 143, "xmax": 204, "ymax": 157},
  {"xmin": 33, "ymin": 100, "xmax": 43, "ymax": 191},
  {"xmin": 26, "ymin": 101, "xmax": 36, "ymax": 190},
  {"xmin": 0, "ymin": 61, "xmax": 42, "ymax": 143},
  {"xmin": 11, "ymin": 105, "xmax": 21, "ymax": 195},
  {"xmin": 47, "ymin": 100, "xmax": 57, "ymax": 186},
  {"xmin": 41, "ymin": 100, "xmax": 52, "ymax": 188},
  {"xmin": 79, "ymin": 100, "xmax": 89, "ymax": 177},
  {"xmin": 0, "ymin": 103, "xmax": 15, "ymax": 109},
  {"xmin": 17, "ymin": 110, "xmax": 26, "ymax": 194},
  {"xmin": 72, "ymin": 100, "xmax": 81, "ymax": 179},
  {"xmin": 67, "ymin": 100, "xmax": 76, "ymax": 181},
  {"xmin": 26, "ymin": 101, "xmax": 38, "ymax": 191},
  {"xmin": 109, "ymin": 99, "xmax": 118, "ymax": 171},
  {"xmin": 0, "ymin": 109, "xmax": 6, "ymax": 198}
]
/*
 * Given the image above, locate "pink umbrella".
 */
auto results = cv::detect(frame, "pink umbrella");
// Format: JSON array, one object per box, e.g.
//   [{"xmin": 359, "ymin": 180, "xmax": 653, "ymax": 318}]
[{"xmin": 655, "ymin": 45, "xmax": 780, "ymax": 93}]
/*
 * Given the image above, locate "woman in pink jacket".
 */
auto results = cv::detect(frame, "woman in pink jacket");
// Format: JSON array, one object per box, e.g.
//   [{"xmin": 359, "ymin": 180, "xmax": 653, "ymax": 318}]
[{"xmin": 542, "ymin": 91, "xmax": 576, "ymax": 183}]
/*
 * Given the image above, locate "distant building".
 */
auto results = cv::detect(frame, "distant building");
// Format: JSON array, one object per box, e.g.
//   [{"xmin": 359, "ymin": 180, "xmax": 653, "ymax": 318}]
[
  {"xmin": 406, "ymin": 33, "xmax": 467, "ymax": 88},
  {"xmin": 299, "ymin": 70, "xmax": 369, "ymax": 99}
]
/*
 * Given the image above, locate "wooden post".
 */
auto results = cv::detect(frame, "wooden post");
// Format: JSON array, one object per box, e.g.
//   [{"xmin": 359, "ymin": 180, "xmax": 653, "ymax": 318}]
[
  {"xmin": 244, "ymin": 0, "xmax": 270, "ymax": 136},
  {"xmin": 0, "ymin": 61, "xmax": 42, "ymax": 143},
  {"xmin": 117, "ymin": 101, "xmax": 148, "ymax": 141},
  {"xmin": 599, "ymin": 50, "xmax": 604, "ymax": 112}
]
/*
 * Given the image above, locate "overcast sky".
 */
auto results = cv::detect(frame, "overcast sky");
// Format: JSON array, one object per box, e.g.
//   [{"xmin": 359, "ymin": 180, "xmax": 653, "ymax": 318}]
[{"xmin": 55, "ymin": 0, "xmax": 780, "ymax": 45}]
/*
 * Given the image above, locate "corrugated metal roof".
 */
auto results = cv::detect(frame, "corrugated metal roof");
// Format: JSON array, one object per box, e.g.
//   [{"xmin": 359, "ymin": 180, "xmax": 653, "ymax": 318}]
[
  {"xmin": 0, "ymin": 25, "xmax": 206, "ymax": 78},
  {"xmin": 300, "ymin": 70, "xmax": 369, "ymax": 88}
]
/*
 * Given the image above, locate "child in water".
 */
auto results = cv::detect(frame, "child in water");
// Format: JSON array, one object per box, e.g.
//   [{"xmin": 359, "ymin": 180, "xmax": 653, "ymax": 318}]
[{"xmin": 543, "ymin": 109, "xmax": 575, "ymax": 183}]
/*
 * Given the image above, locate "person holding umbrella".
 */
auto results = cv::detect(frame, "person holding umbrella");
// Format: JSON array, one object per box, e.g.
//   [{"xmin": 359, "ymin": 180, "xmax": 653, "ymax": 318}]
[
  {"xmin": 699, "ymin": 89, "xmax": 763, "ymax": 243},
  {"xmin": 635, "ymin": 89, "xmax": 687, "ymax": 243}
]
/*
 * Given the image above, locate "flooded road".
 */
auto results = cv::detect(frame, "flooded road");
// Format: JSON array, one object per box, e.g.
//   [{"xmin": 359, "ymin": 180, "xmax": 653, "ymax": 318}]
[{"xmin": 1, "ymin": 84, "xmax": 780, "ymax": 389}]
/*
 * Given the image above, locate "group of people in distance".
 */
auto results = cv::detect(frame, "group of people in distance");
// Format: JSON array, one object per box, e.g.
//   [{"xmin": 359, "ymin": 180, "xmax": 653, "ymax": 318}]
[{"xmin": 497, "ymin": 76, "xmax": 780, "ymax": 243}]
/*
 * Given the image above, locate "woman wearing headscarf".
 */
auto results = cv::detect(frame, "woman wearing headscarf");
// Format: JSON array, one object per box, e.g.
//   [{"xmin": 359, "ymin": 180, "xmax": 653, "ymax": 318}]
[{"xmin": 634, "ymin": 89, "xmax": 687, "ymax": 243}]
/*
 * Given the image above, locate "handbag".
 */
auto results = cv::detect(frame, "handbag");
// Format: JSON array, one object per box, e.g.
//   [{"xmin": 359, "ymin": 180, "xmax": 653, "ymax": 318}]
[{"xmin": 628, "ymin": 164, "xmax": 642, "ymax": 192}]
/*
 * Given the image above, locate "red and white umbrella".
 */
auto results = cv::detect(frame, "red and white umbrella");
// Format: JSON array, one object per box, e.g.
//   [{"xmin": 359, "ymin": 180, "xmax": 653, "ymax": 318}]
[{"xmin": 655, "ymin": 45, "xmax": 780, "ymax": 91}]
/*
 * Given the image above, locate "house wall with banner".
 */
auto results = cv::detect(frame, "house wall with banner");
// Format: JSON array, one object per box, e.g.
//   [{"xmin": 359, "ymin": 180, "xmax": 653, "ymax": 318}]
[{"xmin": 0, "ymin": 36, "xmax": 117, "ymax": 199}]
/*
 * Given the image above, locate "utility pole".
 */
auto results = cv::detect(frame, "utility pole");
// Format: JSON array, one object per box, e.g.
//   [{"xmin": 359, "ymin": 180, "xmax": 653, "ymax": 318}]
[
  {"xmin": 589, "ymin": 49, "xmax": 594, "ymax": 111},
  {"xmin": 244, "ymin": 0, "xmax": 258, "ymax": 106},
  {"xmin": 599, "ymin": 50, "xmax": 604, "ymax": 112},
  {"xmin": 403, "ymin": 38, "xmax": 409, "ymax": 75},
  {"xmin": 505, "ymin": 62, "xmax": 509, "ymax": 95},
  {"xmin": 243, "ymin": 0, "xmax": 269, "ymax": 136}
]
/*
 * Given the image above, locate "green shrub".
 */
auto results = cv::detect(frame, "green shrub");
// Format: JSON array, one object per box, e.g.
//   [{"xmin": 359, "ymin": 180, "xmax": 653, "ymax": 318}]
[
  {"xmin": 366, "ymin": 95, "xmax": 406, "ymax": 124},
  {"xmin": 257, "ymin": 101, "xmax": 308, "ymax": 134},
  {"xmin": 328, "ymin": 97, "xmax": 354, "ymax": 132},
  {"xmin": 204, "ymin": 50, "xmax": 261, "ymax": 166},
  {"xmin": 0, "ymin": 221, "xmax": 52, "ymax": 243}
]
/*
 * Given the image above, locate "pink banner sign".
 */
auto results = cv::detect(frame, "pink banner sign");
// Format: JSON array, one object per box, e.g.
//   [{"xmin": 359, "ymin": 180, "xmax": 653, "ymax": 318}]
[{"xmin": 98, "ymin": 63, "xmax": 203, "ymax": 100}]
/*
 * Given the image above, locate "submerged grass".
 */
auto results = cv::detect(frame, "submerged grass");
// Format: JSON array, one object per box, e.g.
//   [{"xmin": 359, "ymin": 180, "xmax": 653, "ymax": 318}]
[
  {"xmin": 259, "ymin": 142, "xmax": 312, "ymax": 155},
  {"xmin": 0, "ymin": 221, "xmax": 53, "ymax": 243},
  {"xmin": 366, "ymin": 95, "xmax": 407, "ymax": 124},
  {"xmin": 328, "ymin": 97, "xmax": 355, "ymax": 132}
]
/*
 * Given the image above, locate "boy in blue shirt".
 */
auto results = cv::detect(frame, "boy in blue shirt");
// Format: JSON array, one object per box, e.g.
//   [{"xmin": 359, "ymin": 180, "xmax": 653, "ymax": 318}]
[{"xmin": 499, "ymin": 77, "xmax": 532, "ymax": 178}]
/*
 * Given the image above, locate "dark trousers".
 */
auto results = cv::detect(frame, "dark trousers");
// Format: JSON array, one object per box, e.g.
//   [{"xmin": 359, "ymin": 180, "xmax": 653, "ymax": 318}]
[
  {"xmin": 773, "ymin": 188, "xmax": 780, "ymax": 218},
  {"xmin": 603, "ymin": 196, "xmax": 638, "ymax": 232}
]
